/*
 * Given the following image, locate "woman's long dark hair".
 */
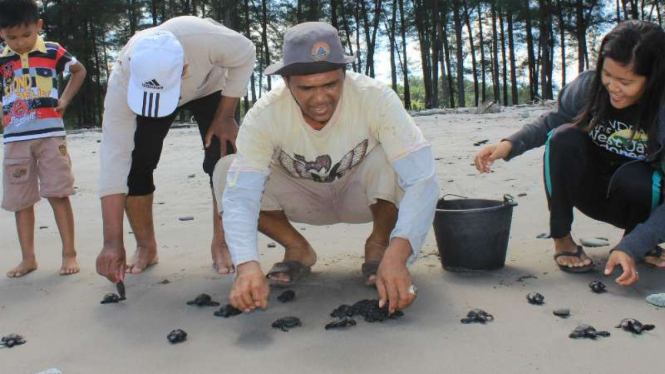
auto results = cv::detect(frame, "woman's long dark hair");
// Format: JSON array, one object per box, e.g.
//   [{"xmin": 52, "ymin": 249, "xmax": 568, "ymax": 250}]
[{"xmin": 573, "ymin": 20, "xmax": 665, "ymax": 151}]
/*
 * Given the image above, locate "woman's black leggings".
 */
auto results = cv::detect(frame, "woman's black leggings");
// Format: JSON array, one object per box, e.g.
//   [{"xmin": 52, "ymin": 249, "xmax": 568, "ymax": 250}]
[{"xmin": 544, "ymin": 125, "xmax": 662, "ymax": 238}]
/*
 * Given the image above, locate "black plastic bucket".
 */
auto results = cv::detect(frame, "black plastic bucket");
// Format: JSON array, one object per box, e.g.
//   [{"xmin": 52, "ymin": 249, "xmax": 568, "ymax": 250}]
[{"xmin": 433, "ymin": 194, "xmax": 517, "ymax": 272}]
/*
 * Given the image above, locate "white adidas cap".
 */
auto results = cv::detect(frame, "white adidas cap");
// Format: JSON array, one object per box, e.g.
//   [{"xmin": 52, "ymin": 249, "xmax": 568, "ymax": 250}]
[{"xmin": 127, "ymin": 30, "xmax": 184, "ymax": 118}]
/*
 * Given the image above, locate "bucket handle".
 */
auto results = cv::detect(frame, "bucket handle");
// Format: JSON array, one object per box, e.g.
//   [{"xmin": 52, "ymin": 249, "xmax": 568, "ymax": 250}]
[
  {"xmin": 441, "ymin": 193, "xmax": 469, "ymax": 200},
  {"xmin": 442, "ymin": 193, "xmax": 518, "ymax": 207},
  {"xmin": 503, "ymin": 194, "xmax": 518, "ymax": 206}
]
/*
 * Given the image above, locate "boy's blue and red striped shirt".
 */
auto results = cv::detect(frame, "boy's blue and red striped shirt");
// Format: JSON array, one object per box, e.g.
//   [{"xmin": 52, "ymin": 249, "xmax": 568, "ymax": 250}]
[{"xmin": 1, "ymin": 36, "xmax": 77, "ymax": 143}]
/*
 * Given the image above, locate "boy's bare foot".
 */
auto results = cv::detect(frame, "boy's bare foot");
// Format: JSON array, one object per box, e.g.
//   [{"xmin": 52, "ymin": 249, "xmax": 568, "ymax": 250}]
[
  {"xmin": 126, "ymin": 246, "xmax": 159, "ymax": 274},
  {"xmin": 7, "ymin": 259, "xmax": 38, "ymax": 278},
  {"xmin": 211, "ymin": 242, "xmax": 235, "ymax": 274},
  {"xmin": 266, "ymin": 245, "xmax": 317, "ymax": 284},
  {"xmin": 554, "ymin": 235, "xmax": 593, "ymax": 269},
  {"xmin": 60, "ymin": 255, "xmax": 80, "ymax": 275},
  {"xmin": 364, "ymin": 241, "xmax": 388, "ymax": 286}
]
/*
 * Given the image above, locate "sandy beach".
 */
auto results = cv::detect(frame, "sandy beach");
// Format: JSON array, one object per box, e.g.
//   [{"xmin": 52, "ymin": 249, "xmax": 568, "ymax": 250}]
[{"xmin": 0, "ymin": 105, "xmax": 662, "ymax": 374}]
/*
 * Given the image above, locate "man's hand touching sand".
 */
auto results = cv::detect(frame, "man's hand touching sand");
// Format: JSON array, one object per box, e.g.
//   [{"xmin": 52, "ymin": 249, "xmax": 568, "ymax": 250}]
[
  {"xmin": 96, "ymin": 242, "xmax": 126, "ymax": 284},
  {"xmin": 230, "ymin": 261, "xmax": 269, "ymax": 313},
  {"xmin": 375, "ymin": 238, "xmax": 417, "ymax": 314}
]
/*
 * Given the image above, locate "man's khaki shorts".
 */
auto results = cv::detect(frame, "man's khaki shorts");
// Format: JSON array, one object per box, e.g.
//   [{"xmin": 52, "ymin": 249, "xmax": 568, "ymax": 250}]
[
  {"xmin": 213, "ymin": 147, "xmax": 403, "ymax": 225},
  {"xmin": 2, "ymin": 137, "xmax": 75, "ymax": 212}
]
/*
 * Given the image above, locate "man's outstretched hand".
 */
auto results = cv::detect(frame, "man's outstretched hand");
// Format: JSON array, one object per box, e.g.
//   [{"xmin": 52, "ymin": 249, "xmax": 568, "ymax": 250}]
[
  {"xmin": 375, "ymin": 238, "xmax": 417, "ymax": 314},
  {"xmin": 230, "ymin": 261, "xmax": 269, "ymax": 312},
  {"xmin": 96, "ymin": 243, "xmax": 126, "ymax": 284}
]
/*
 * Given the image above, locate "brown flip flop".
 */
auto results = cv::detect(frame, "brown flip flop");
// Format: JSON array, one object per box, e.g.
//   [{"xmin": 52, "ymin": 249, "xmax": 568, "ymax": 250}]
[
  {"xmin": 361, "ymin": 261, "xmax": 381, "ymax": 285},
  {"xmin": 266, "ymin": 261, "xmax": 311, "ymax": 287}
]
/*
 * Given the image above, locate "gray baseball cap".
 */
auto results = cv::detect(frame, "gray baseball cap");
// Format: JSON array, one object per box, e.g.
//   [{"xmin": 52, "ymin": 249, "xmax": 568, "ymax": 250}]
[{"xmin": 264, "ymin": 22, "xmax": 357, "ymax": 76}]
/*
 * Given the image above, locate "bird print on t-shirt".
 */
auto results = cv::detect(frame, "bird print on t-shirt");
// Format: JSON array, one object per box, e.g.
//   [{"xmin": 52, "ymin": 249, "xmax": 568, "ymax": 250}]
[{"xmin": 278, "ymin": 139, "xmax": 369, "ymax": 182}]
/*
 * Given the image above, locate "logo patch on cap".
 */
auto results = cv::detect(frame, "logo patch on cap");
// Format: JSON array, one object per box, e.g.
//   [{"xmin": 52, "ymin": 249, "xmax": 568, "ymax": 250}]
[
  {"xmin": 142, "ymin": 79, "xmax": 164, "ymax": 90},
  {"xmin": 311, "ymin": 42, "xmax": 330, "ymax": 61}
]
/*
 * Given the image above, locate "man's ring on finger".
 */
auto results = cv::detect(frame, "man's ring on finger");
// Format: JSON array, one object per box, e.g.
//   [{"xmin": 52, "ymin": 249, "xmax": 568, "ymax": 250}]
[{"xmin": 408, "ymin": 284, "xmax": 418, "ymax": 296}]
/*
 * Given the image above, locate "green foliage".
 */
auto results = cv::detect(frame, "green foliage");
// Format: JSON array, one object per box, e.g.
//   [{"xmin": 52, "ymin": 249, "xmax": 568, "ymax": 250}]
[{"xmin": 2, "ymin": 0, "xmax": 655, "ymax": 128}]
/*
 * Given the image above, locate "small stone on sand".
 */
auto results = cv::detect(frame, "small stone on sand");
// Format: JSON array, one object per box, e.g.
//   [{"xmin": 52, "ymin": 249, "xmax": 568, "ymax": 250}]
[
  {"xmin": 579, "ymin": 237, "xmax": 610, "ymax": 248},
  {"xmin": 646, "ymin": 293, "xmax": 665, "ymax": 307},
  {"xmin": 553, "ymin": 308, "xmax": 570, "ymax": 318}
]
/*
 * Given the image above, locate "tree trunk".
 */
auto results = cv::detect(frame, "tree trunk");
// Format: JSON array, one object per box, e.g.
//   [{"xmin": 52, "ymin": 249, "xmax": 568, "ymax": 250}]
[
  {"xmin": 463, "ymin": 0, "xmax": 479, "ymax": 107},
  {"xmin": 365, "ymin": 0, "xmax": 383, "ymax": 78},
  {"xmin": 477, "ymin": 1, "xmax": 487, "ymax": 103},
  {"xmin": 261, "ymin": 0, "xmax": 271, "ymax": 91},
  {"xmin": 498, "ymin": 1, "xmax": 509, "ymax": 105},
  {"xmin": 244, "ymin": 0, "xmax": 255, "ymax": 108},
  {"xmin": 431, "ymin": 0, "xmax": 440, "ymax": 106},
  {"xmin": 414, "ymin": 0, "xmax": 433, "ymax": 108},
  {"xmin": 490, "ymin": 4, "xmax": 501, "ymax": 103},
  {"xmin": 443, "ymin": 20, "xmax": 455, "ymax": 108},
  {"xmin": 557, "ymin": 0, "xmax": 567, "ymax": 86},
  {"xmin": 354, "ymin": 1, "xmax": 363, "ymax": 73},
  {"xmin": 388, "ymin": 0, "xmax": 398, "ymax": 92},
  {"xmin": 438, "ymin": 7, "xmax": 450, "ymax": 107},
  {"xmin": 399, "ymin": 0, "xmax": 411, "ymax": 109},
  {"xmin": 453, "ymin": 0, "xmax": 466, "ymax": 107},
  {"xmin": 524, "ymin": 0, "xmax": 538, "ymax": 100},
  {"xmin": 539, "ymin": 0, "xmax": 552, "ymax": 100},
  {"xmin": 308, "ymin": 0, "xmax": 319, "ymax": 20},
  {"xmin": 507, "ymin": 11, "xmax": 518, "ymax": 104},
  {"xmin": 338, "ymin": 1, "xmax": 358, "ymax": 72}
]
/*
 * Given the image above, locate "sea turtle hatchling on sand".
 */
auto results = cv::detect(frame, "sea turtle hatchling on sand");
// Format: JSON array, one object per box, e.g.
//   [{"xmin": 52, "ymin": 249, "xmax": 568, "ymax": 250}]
[
  {"xmin": 460, "ymin": 309, "xmax": 494, "ymax": 324},
  {"xmin": 277, "ymin": 290, "xmax": 296, "ymax": 303},
  {"xmin": 526, "ymin": 292, "xmax": 545, "ymax": 305},
  {"xmin": 214, "ymin": 304, "xmax": 242, "ymax": 318},
  {"xmin": 325, "ymin": 317, "xmax": 357, "ymax": 330},
  {"xmin": 100, "ymin": 293, "xmax": 125, "ymax": 304},
  {"xmin": 272, "ymin": 316, "xmax": 302, "ymax": 332},
  {"xmin": 186, "ymin": 293, "xmax": 220, "ymax": 307},
  {"xmin": 330, "ymin": 304, "xmax": 353, "ymax": 319},
  {"xmin": 167, "ymin": 329, "xmax": 187, "ymax": 344},
  {"xmin": 569, "ymin": 324, "xmax": 610, "ymax": 339},
  {"xmin": 0, "ymin": 334, "xmax": 26, "ymax": 348},
  {"xmin": 589, "ymin": 281, "xmax": 607, "ymax": 293},
  {"xmin": 615, "ymin": 318, "xmax": 655, "ymax": 334}
]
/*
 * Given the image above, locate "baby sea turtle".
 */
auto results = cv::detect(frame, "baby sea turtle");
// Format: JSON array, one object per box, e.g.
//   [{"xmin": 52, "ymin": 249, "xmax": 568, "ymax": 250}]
[
  {"xmin": 553, "ymin": 308, "xmax": 571, "ymax": 318},
  {"xmin": 272, "ymin": 316, "xmax": 302, "ymax": 332},
  {"xmin": 328, "ymin": 300, "xmax": 404, "ymax": 323},
  {"xmin": 277, "ymin": 290, "xmax": 296, "ymax": 303},
  {"xmin": 0, "ymin": 334, "xmax": 26, "ymax": 348},
  {"xmin": 186, "ymin": 293, "xmax": 220, "ymax": 307},
  {"xmin": 526, "ymin": 292, "xmax": 545, "ymax": 305},
  {"xmin": 100, "ymin": 293, "xmax": 125, "ymax": 304},
  {"xmin": 167, "ymin": 329, "xmax": 187, "ymax": 344},
  {"xmin": 213, "ymin": 304, "xmax": 242, "ymax": 318},
  {"xmin": 569, "ymin": 324, "xmax": 610, "ymax": 339},
  {"xmin": 615, "ymin": 318, "xmax": 655, "ymax": 334},
  {"xmin": 325, "ymin": 316, "xmax": 357, "ymax": 330},
  {"xmin": 330, "ymin": 304, "xmax": 353, "ymax": 319},
  {"xmin": 589, "ymin": 281, "xmax": 606, "ymax": 293},
  {"xmin": 350, "ymin": 299, "xmax": 404, "ymax": 323},
  {"xmin": 461, "ymin": 309, "xmax": 494, "ymax": 324}
]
